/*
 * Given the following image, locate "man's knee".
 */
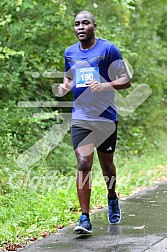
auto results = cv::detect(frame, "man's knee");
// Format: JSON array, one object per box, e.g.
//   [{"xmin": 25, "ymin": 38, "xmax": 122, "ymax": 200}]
[
  {"xmin": 101, "ymin": 163, "xmax": 114, "ymax": 172},
  {"xmin": 77, "ymin": 157, "xmax": 92, "ymax": 171}
]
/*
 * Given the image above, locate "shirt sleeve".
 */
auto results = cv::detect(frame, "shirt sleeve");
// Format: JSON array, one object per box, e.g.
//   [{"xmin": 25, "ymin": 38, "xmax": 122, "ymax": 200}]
[
  {"xmin": 108, "ymin": 45, "xmax": 130, "ymax": 80},
  {"xmin": 109, "ymin": 44, "xmax": 123, "ymax": 62},
  {"xmin": 64, "ymin": 52, "xmax": 73, "ymax": 80}
]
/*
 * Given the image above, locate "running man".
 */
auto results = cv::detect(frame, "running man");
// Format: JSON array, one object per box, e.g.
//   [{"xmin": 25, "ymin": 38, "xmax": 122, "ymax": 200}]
[{"xmin": 58, "ymin": 10, "xmax": 132, "ymax": 234}]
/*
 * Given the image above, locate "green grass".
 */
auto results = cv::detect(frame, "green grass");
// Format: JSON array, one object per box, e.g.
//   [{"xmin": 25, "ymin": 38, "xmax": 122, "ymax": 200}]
[
  {"xmin": 0, "ymin": 136, "xmax": 167, "ymax": 249},
  {"xmin": 0, "ymin": 186, "xmax": 79, "ymax": 246}
]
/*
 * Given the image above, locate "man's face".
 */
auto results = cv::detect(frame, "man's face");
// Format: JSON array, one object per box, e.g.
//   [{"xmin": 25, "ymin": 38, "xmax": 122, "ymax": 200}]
[{"xmin": 74, "ymin": 13, "xmax": 96, "ymax": 41}]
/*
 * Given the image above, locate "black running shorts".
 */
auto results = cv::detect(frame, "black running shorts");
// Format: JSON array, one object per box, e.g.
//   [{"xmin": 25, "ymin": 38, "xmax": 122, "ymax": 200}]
[{"xmin": 71, "ymin": 120, "xmax": 117, "ymax": 153}]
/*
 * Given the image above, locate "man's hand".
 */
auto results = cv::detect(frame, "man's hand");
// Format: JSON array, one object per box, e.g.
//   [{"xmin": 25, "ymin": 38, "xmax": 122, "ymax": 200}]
[
  {"xmin": 86, "ymin": 75, "xmax": 131, "ymax": 92},
  {"xmin": 86, "ymin": 80, "xmax": 104, "ymax": 92},
  {"xmin": 57, "ymin": 83, "xmax": 70, "ymax": 97}
]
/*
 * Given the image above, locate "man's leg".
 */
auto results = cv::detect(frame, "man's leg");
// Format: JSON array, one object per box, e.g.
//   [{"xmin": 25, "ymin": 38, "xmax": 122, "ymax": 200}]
[
  {"xmin": 97, "ymin": 150, "xmax": 121, "ymax": 224},
  {"xmin": 97, "ymin": 151, "xmax": 116, "ymax": 198},
  {"xmin": 73, "ymin": 144, "xmax": 94, "ymax": 234},
  {"xmin": 95, "ymin": 121, "xmax": 117, "ymax": 198},
  {"xmin": 75, "ymin": 144, "xmax": 94, "ymax": 214}
]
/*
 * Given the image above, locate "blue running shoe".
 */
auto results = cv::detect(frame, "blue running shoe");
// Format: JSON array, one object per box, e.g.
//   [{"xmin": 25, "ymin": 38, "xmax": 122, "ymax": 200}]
[
  {"xmin": 73, "ymin": 214, "xmax": 92, "ymax": 234},
  {"xmin": 108, "ymin": 194, "xmax": 121, "ymax": 224}
]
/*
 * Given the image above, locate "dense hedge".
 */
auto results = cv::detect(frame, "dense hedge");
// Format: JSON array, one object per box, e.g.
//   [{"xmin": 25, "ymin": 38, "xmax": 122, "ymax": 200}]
[{"xmin": 0, "ymin": 0, "xmax": 166, "ymax": 170}]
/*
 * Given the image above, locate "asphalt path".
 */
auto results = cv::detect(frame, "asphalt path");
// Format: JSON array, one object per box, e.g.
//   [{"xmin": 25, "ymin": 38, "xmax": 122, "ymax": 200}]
[{"xmin": 20, "ymin": 181, "xmax": 167, "ymax": 252}]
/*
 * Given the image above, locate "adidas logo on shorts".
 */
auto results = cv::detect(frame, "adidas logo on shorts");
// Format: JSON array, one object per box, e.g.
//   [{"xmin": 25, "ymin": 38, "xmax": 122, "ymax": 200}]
[{"xmin": 106, "ymin": 146, "xmax": 113, "ymax": 151}]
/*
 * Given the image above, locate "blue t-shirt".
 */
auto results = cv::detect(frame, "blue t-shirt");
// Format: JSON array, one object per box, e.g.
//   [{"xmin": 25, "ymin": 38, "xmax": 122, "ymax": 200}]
[{"xmin": 64, "ymin": 38, "xmax": 123, "ymax": 122}]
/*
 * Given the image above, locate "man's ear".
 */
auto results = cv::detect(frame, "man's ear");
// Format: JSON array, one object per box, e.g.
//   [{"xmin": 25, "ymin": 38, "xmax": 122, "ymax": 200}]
[{"xmin": 94, "ymin": 23, "xmax": 97, "ymax": 30}]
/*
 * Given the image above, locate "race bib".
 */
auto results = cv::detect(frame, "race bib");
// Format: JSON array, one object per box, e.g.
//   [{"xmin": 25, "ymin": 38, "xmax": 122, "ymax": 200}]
[{"xmin": 76, "ymin": 66, "xmax": 100, "ymax": 88}]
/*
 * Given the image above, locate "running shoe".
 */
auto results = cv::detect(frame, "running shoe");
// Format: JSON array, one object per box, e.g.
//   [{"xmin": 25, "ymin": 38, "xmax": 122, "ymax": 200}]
[
  {"xmin": 73, "ymin": 214, "xmax": 92, "ymax": 234},
  {"xmin": 108, "ymin": 194, "xmax": 121, "ymax": 224}
]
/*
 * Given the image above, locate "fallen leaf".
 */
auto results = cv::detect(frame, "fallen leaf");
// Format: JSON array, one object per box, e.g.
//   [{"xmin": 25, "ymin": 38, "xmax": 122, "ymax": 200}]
[
  {"xmin": 41, "ymin": 230, "xmax": 51, "ymax": 238},
  {"xmin": 6, "ymin": 243, "xmax": 21, "ymax": 251},
  {"xmin": 29, "ymin": 237, "xmax": 38, "ymax": 241}
]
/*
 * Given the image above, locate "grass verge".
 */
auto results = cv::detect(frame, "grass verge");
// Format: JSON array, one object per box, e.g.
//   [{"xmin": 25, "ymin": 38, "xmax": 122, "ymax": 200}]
[{"xmin": 0, "ymin": 143, "xmax": 167, "ymax": 250}]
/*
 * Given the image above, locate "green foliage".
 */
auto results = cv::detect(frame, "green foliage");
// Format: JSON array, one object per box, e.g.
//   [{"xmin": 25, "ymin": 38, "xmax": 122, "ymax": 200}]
[
  {"xmin": 0, "ymin": 0, "xmax": 75, "ymax": 101},
  {"xmin": 0, "ymin": 0, "xmax": 167, "ymax": 248},
  {"xmin": 0, "ymin": 185, "xmax": 79, "ymax": 245},
  {"xmin": 0, "ymin": 147, "xmax": 167, "ymax": 246}
]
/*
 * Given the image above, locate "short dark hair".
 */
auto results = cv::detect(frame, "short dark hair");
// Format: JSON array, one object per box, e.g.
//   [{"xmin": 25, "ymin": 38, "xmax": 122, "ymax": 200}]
[{"xmin": 76, "ymin": 11, "xmax": 95, "ymax": 24}]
